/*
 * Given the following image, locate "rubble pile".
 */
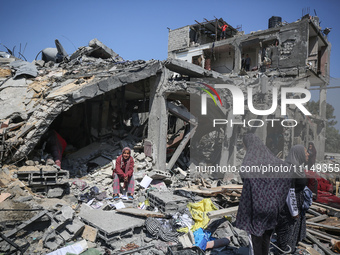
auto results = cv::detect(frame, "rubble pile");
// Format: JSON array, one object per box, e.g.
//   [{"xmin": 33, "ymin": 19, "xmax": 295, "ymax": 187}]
[
  {"xmin": 0, "ymin": 147, "xmax": 249, "ymax": 254},
  {"xmin": 1, "ymin": 150, "xmax": 340, "ymax": 254}
]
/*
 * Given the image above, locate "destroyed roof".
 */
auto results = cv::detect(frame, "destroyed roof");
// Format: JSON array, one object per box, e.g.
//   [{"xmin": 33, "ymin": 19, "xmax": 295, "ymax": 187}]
[
  {"xmin": 190, "ymin": 17, "xmax": 239, "ymax": 38},
  {"xmin": 0, "ymin": 52, "xmax": 160, "ymax": 164},
  {"xmin": 0, "ymin": 38, "xmax": 230, "ymax": 165}
]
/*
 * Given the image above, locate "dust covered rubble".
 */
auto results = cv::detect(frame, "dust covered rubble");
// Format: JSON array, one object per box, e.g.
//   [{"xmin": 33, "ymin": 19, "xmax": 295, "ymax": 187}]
[{"xmin": 0, "ymin": 139, "xmax": 248, "ymax": 254}]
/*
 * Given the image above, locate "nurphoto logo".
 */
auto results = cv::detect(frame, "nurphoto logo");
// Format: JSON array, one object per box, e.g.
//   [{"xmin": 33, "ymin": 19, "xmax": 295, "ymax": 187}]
[{"xmin": 198, "ymin": 83, "xmax": 312, "ymax": 128}]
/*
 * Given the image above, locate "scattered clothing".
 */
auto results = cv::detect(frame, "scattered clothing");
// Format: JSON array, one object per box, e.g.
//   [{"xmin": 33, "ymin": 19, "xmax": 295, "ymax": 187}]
[
  {"xmin": 78, "ymin": 186, "xmax": 107, "ymax": 203},
  {"xmin": 42, "ymin": 130, "xmax": 67, "ymax": 168},
  {"xmin": 72, "ymin": 179, "xmax": 88, "ymax": 191},
  {"xmin": 316, "ymin": 190, "xmax": 340, "ymax": 209},
  {"xmin": 173, "ymin": 209, "xmax": 194, "ymax": 231},
  {"xmin": 193, "ymin": 228, "xmax": 215, "ymax": 251},
  {"xmin": 145, "ymin": 217, "xmax": 180, "ymax": 243}
]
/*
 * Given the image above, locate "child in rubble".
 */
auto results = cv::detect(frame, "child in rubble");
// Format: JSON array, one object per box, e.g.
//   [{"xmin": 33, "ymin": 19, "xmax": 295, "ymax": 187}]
[{"xmin": 112, "ymin": 147, "xmax": 135, "ymax": 200}]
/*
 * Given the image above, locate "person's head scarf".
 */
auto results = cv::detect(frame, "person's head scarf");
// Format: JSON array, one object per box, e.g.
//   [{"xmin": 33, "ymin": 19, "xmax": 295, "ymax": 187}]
[
  {"xmin": 307, "ymin": 142, "xmax": 317, "ymax": 162},
  {"xmin": 285, "ymin": 145, "xmax": 306, "ymax": 167},
  {"xmin": 242, "ymin": 133, "xmax": 286, "ymax": 178},
  {"xmin": 308, "ymin": 142, "xmax": 315, "ymax": 149},
  {"xmin": 285, "ymin": 144, "xmax": 307, "ymax": 178},
  {"xmin": 121, "ymin": 147, "xmax": 131, "ymax": 161}
]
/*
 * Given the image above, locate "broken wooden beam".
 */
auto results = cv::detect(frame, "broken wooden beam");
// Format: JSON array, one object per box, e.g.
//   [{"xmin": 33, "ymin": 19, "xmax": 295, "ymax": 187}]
[
  {"xmin": 6, "ymin": 122, "xmax": 25, "ymax": 132},
  {"xmin": 207, "ymin": 206, "xmax": 238, "ymax": 219},
  {"xmin": 305, "ymin": 232, "xmax": 337, "ymax": 255},
  {"xmin": 176, "ymin": 185, "xmax": 242, "ymax": 197},
  {"xmin": 308, "ymin": 208, "xmax": 323, "ymax": 217},
  {"xmin": 116, "ymin": 208, "xmax": 165, "ymax": 218},
  {"xmin": 115, "ymin": 244, "xmax": 155, "ymax": 255},
  {"xmin": 306, "ymin": 222, "xmax": 340, "ymax": 233},
  {"xmin": 313, "ymin": 202, "xmax": 340, "ymax": 213},
  {"xmin": 4, "ymin": 210, "xmax": 48, "ymax": 238},
  {"xmin": 308, "ymin": 214, "xmax": 328, "ymax": 223},
  {"xmin": 307, "ymin": 228, "xmax": 339, "ymax": 242},
  {"xmin": 310, "ymin": 204, "xmax": 328, "ymax": 214},
  {"xmin": 14, "ymin": 124, "xmax": 35, "ymax": 139}
]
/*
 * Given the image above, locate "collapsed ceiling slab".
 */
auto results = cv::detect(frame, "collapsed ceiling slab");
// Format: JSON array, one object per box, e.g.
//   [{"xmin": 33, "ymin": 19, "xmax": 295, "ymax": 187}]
[
  {"xmin": 165, "ymin": 58, "xmax": 233, "ymax": 83},
  {"xmin": 0, "ymin": 40, "xmax": 164, "ymax": 164}
]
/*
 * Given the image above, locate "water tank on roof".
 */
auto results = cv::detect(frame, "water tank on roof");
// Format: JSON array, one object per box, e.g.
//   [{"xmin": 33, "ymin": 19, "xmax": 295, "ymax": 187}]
[{"xmin": 268, "ymin": 16, "xmax": 282, "ymax": 29}]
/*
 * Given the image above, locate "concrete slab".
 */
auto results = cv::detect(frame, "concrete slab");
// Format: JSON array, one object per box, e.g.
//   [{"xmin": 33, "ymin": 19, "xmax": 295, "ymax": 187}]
[
  {"xmin": 65, "ymin": 218, "xmax": 85, "ymax": 239},
  {"xmin": 148, "ymin": 170, "xmax": 171, "ymax": 180},
  {"xmin": 78, "ymin": 204, "xmax": 145, "ymax": 241},
  {"xmin": 89, "ymin": 38, "xmax": 122, "ymax": 61},
  {"xmin": 148, "ymin": 191, "xmax": 189, "ymax": 214},
  {"xmin": 82, "ymin": 224, "xmax": 98, "ymax": 242},
  {"xmin": 10, "ymin": 60, "xmax": 38, "ymax": 78},
  {"xmin": 47, "ymin": 187, "xmax": 64, "ymax": 198},
  {"xmin": 60, "ymin": 205, "xmax": 74, "ymax": 221}
]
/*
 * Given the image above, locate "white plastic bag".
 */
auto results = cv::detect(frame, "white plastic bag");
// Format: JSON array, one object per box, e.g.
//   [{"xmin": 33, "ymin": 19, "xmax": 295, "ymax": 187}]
[{"xmin": 286, "ymin": 188, "xmax": 298, "ymax": 217}]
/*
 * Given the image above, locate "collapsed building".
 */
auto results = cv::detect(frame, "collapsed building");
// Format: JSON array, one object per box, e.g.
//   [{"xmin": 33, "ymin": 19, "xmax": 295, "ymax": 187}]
[
  {"xmin": 167, "ymin": 15, "xmax": 330, "ymax": 165},
  {"xmin": 0, "ymin": 13, "xmax": 337, "ymax": 255},
  {"xmin": 0, "ymin": 14, "xmax": 331, "ymax": 175}
]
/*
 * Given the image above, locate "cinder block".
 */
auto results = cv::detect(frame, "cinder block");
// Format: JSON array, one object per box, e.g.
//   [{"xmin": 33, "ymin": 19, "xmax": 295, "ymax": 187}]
[
  {"xmin": 66, "ymin": 218, "xmax": 85, "ymax": 235},
  {"xmin": 148, "ymin": 191, "xmax": 189, "ymax": 214}
]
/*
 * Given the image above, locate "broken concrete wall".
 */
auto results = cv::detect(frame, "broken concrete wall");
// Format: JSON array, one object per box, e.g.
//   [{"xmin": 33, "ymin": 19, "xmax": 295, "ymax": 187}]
[
  {"xmin": 278, "ymin": 19, "xmax": 309, "ymax": 69},
  {"xmin": 166, "ymin": 15, "xmax": 331, "ymax": 165},
  {"xmin": 70, "ymin": 38, "xmax": 124, "ymax": 62},
  {"xmin": 168, "ymin": 26, "xmax": 190, "ymax": 56},
  {"xmin": 2, "ymin": 59, "xmax": 162, "ymax": 164}
]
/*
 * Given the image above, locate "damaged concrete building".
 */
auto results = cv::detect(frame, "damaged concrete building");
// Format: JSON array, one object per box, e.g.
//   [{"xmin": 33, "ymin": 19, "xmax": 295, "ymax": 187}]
[
  {"xmin": 168, "ymin": 15, "xmax": 330, "ymax": 165},
  {"xmin": 0, "ymin": 14, "xmax": 330, "ymax": 175},
  {"xmin": 0, "ymin": 13, "xmax": 335, "ymax": 255}
]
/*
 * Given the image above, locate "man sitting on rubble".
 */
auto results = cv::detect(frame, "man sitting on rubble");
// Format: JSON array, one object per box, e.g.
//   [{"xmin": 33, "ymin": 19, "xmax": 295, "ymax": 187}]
[
  {"xmin": 112, "ymin": 147, "xmax": 135, "ymax": 200},
  {"xmin": 41, "ymin": 129, "xmax": 67, "ymax": 169}
]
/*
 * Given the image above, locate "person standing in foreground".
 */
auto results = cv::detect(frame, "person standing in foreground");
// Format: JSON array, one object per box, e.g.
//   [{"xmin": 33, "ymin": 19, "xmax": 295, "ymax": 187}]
[
  {"xmin": 275, "ymin": 145, "xmax": 309, "ymax": 254},
  {"xmin": 235, "ymin": 133, "xmax": 291, "ymax": 255},
  {"xmin": 112, "ymin": 147, "xmax": 135, "ymax": 200}
]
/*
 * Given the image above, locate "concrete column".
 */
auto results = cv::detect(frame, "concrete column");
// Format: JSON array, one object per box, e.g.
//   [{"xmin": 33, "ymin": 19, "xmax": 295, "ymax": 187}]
[
  {"xmin": 234, "ymin": 43, "xmax": 242, "ymax": 73},
  {"xmin": 222, "ymin": 118, "xmax": 238, "ymax": 182},
  {"xmin": 319, "ymin": 87, "xmax": 327, "ymax": 119},
  {"xmin": 147, "ymin": 68, "xmax": 169, "ymax": 171},
  {"xmin": 257, "ymin": 48, "xmax": 261, "ymax": 69},
  {"xmin": 317, "ymin": 86, "xmax": 327, "ymax": 160},
  {"xmin": 254, "ymin": 116, "xmax": 267, "ymax": 143},
  {"xmin": 220, "ymin": 111, "xmax": 237, "ymax": 180}
]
